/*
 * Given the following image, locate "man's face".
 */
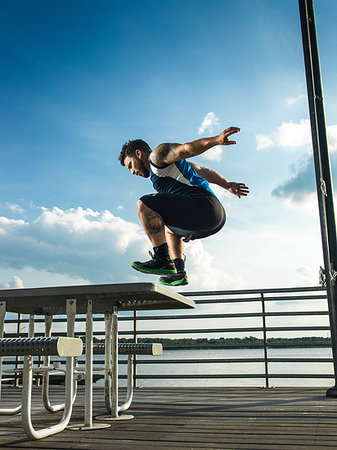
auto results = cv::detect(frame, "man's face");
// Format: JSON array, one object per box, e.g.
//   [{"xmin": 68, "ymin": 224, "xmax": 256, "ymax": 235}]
[{"xmin": 124, "ymin": 153, "xmax": 150, "ymax": 178}]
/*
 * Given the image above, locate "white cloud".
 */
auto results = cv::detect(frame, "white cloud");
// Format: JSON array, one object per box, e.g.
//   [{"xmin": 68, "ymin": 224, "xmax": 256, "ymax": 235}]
[
  {"xmin": 6, "ymin": 203, "xmax": 25, "ymax": 214},
  {"xmin": 183, "ymin": 240, "xmax": 246, "ymax": 291},
  {"xmin": 328, "ymin": 124, "xmax": 337, "ymax": 152},
  {"xmin": 0, "ymin": 216, "xmax": 27, "ymax": 235},
  {"xmin": 0, "ymin": 267, "xmax": 90, "ymax": 289},
  {"xmin": 200, "ymin": 224, "xmax": 323, "ymax": 291},
  {"xmin": 282, "ymin": 191, "xmax": 318, "ymax": 213},
  {"xmin": 0, "ymin": 206, "xmax": 147, "ymax": 285},
  {"xmin": 198, "ymin": 112, "xmax": 220, "ymax": 136},
  {"xmin": 210, "ymin": 185, "xmax": 232, "ymax": 202},
  {"xmin": 4, "ymin": 275, "xmax": 24, "ymax": 289},
  {"xmin": 35, "ymin": 206, "xmax": 142, "ymax": 252},
  {"xmin": 296, "ymin": 266, "xmax": 321, "ymax": 286},
  {"xmin": 201, "ymin": 145, "xmax": 223, "ymax": 162},
  {"xmin": 255, "ymin": 119, "xmax": 310, "ymax": 150},
  {"xmin": 256, "ymin": 133, "xmax": 273, "ymax": 150},
  {"xmin": 255, "ymin": 119, "xmax": 337, "ymax": 153},
  {"xmin": 1, "ymin": 205, "xmax": 249, "ymax": 291},
  {"xmin": 275, "ymin": 119, "xmax": 311, "ymax": 149},
  {"xmin": 286, "ymin": 94, "xmax": 305, "ymax": 106}
]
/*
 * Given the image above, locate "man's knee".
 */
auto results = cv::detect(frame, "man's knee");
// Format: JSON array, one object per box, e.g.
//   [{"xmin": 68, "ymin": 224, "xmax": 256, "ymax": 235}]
[
  {"xmin": 137, "ymin": 199, "xmax": 147, "ymax": 215},
  {"xmin": 165, "ymin": 227, "xmax": 178, "ymax": 237}
]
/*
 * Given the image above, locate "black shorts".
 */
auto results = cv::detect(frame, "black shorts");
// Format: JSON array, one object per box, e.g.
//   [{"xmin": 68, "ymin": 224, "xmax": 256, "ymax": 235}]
[{"xmin": 140, "ymin": 193, "xmax": 226, "ymax": 242}]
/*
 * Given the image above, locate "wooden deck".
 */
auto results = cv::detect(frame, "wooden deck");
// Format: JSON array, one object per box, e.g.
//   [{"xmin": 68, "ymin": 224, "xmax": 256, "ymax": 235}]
[{"xmin": 0, "ymin": 386, "xmax": 337, "ymax": 449}]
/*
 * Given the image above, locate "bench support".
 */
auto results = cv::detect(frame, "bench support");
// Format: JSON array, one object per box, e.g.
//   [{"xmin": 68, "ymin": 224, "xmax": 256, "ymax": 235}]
[
  {"xmin": 21, "ymin": 301, "xmax": 75, "ymax": 439},
  {"xmin": 43, "ymin": 314, "xmax": 67, "ymax": 413},
  {"xmin": 96, "ymin": 339, "xmax": 162, "ymax": 420}
]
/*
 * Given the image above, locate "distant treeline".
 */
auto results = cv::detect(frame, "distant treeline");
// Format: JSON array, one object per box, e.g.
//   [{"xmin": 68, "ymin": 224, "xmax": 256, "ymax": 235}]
[{"xmin": 93, "ymin": 336, "xmax": 331, "ymax": 349}]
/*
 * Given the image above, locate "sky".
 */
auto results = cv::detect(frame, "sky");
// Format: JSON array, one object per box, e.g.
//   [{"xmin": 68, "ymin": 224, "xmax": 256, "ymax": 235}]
[{"xmin": 1, "ymin": 0, "xmax": 337, "ymax": 293}]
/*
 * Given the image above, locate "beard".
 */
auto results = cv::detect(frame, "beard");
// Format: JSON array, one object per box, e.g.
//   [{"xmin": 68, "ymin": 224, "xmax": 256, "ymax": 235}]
[{"xmin": 138, "ymin": 159, "xmax": 150, "ymax": 178}]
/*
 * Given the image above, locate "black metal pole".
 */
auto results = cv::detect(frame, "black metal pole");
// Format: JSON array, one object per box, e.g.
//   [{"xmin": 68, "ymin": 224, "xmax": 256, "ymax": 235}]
[{"xmin": 298, "ymin": 0, "xmax": 337, "ymax": 396}]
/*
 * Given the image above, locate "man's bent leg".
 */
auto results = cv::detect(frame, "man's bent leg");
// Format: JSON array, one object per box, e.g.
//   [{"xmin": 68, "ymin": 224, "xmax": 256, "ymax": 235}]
[
  {"xmin": 137, "ymin": 200, "xmax": 166, "ymax": 247},
  {"xmin": 159, "ymin": 229, "xmax": 188, "ymax": 286},
  {"xmin": 165, "ymin": 228, "xmax": 184, "ymax": 260},
  {"xmin": 131, "ymin": 200, "xmax": 176, "ymax": 275}
]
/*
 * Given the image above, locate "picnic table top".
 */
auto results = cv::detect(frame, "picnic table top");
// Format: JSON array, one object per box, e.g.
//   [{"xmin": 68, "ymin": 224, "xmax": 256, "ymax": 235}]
[{"xmin": 0, "ymin": 282, "xmax": 195, "ymax": 315}]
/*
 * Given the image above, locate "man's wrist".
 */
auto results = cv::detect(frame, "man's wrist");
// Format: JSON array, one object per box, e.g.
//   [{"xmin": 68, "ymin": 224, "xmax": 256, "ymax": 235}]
[{"xmin": 213, "ymin": 134, "xmax": 222, "ymax": 147}]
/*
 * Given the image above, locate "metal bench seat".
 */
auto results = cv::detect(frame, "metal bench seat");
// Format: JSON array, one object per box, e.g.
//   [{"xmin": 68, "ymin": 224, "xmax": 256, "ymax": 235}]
[
  {"xmin": 0, "ymin": 337, "xmax": 82, "ymax": 357},
  {"xmin": 93, "ymin": 342, "xmax": 163, "ymax": 356}
]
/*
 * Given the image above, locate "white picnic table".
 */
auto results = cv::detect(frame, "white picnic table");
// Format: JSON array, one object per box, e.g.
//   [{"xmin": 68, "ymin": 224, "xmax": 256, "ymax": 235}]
[{"xmin": 0, "ymin": 282, "xmax": 195, "ymax": 436}]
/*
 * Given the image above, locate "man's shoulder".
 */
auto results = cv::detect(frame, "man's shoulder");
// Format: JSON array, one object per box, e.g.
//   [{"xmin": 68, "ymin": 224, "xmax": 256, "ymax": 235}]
[{"xmin": 151, "ymin": 143, "xmax": 181, "ymax": 167}]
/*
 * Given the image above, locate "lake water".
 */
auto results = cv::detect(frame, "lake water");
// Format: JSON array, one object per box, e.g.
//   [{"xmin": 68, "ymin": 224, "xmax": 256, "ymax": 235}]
[
  {"xmin": 94, "ymin": 347, "xmax": 334, "ymax": 388},
  {"xmin": 3, "ymin": 347, "xmax": 333, "ymax": 388}
]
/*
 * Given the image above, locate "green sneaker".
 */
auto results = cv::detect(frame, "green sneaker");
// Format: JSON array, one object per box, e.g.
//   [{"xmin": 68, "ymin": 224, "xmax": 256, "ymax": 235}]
[
  {"xmin": 159, "ymin": 271, "xmax": 188, "ymax": 286},
  {"xmin": 132, "ymin": 251, "xmax": 176, "ymax": 275}
]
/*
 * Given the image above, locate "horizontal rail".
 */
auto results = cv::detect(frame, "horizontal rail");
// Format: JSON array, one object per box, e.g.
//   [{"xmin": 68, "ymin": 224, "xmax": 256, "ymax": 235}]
[
  {"xmin": 120, "ymin": 311, "xmax": 329, "ymax": 321},
  {"xmin": 122, "ymin": 373, "xmax": 334, "ymax": 379},
  {"xmin": 3, "ymin": 324, "xmax": 332, "ymax": 339},
  {"xmin": 4, "ymin": 309, "xmax": 329, "ymax": 325},
  {"xmin": 118, "ymin": 357, "xmax": 333, "ymax": 364},
  {"xmin": 181, "ymin": 286, "xmax": 326, "ymax": 296},
  {"xmin": 116, "ymin": 326, "xmax": 331, "ymax": 335},
  {"xmin": 194, "ymin": 295, "xmax": 327, "ymax": 304}
]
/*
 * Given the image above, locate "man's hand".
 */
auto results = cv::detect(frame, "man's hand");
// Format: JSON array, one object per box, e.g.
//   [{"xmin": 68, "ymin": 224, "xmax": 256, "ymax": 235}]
[
  {"xmin": 217, "ymin": 127, "xmax": 241, "ymax": 146},
  {"xmin": 227, "ymin": 182, "xmax": 250, "ymax": 199}
]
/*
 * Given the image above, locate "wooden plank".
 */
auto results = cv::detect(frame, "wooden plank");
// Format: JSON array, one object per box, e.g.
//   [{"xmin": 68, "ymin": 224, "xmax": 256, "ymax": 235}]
[{"xmin": 0, "ymin": 386, "xmax": 337, "ymax": 448}]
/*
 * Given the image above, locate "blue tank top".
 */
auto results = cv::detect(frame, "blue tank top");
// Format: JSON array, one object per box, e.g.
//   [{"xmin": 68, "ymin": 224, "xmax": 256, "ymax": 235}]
[{"xmin": 149, "ymin": 156, "xmax": 215, "ymax": 197}]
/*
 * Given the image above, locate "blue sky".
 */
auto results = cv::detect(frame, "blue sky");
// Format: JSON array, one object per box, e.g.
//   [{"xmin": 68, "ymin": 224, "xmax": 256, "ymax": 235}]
[{"xmin": 1, "ymin": 0, "xmax": 337, "ymax": 291}]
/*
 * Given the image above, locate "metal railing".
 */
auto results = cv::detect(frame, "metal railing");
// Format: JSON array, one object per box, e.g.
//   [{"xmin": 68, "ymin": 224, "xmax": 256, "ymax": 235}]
[{"xmin": 1, "ymin": 285, "xmax": 333, "ymax": 388}]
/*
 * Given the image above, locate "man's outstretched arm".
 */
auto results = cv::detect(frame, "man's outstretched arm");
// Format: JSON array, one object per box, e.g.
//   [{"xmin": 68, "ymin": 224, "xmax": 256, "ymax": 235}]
[
  {"xmin": 151, "ymin": 127, "xmax": 240, "ymax": 167},
  {"xmin": 189, "ymin": 162, "xmax": 249, "ymax": 199}
]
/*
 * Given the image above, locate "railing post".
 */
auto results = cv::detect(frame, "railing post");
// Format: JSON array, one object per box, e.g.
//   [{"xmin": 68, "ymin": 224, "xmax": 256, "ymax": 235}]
[
  {"xmin": 261, "ymin": 293, "xmax": 269, "ymax": 388},
  {"xmin": 133, "ymin": 311, "xmax": 138, "ymax": 388}
]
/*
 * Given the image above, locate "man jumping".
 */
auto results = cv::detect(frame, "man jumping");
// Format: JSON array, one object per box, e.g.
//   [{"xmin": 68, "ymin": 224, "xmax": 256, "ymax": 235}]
[{"xmin": 118, "ymin": 127, "xmax": 249, "ymax": 286}]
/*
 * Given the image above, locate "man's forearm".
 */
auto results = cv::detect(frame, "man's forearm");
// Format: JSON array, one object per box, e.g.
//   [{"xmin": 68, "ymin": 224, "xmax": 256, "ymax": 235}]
[
  {"xmin": 152, "ymin": 127, "xmax": 240, "ymax": 166},
  {"xmin": 180, "ymin": 135, "xmax": 220, "ymax": 159},
  {"xmin": 194, "ymin": 165, "xmax": 230, "ymax": 189}
]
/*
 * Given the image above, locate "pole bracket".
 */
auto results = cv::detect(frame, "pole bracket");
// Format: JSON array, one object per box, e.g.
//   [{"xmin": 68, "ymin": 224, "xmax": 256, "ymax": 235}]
[
  {"xmin": 320, "ymin": 178, "xmax": 328, "ymax": 196},
  {"xmin": 319, "ymin": 266, "xmax": 337, "ymax": 286},
  {"xmin": 330, "ymin": 269, "xmax": 337, "ymax": 286},
  {"xmin": 319, "ymin": 266, "xmax": 326, "ymax": 287}
]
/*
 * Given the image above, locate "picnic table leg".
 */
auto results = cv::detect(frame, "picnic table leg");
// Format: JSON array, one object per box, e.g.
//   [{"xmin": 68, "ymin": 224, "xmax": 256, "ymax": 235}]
[
  {"xmin": 0, "ymin": 301, "xmax": 22, "ymax": 415},
  {"xmin": 103, "ymin": 317, "xmax": 134, "ymax": 414},
  {"xmin": 111, "ymin": 306, "xmax": 118, "ymax": 417},
  {"xmin": 104, "ymin": 313, "xmax": 112, "ymax": 412},
  {"xmin": 84, "ymin": 299, "xmax": 93, "ymax": 427},
  {"xmin": 96, "ymin": 306, "xmax": 133, "ymax": 421},
  {"xmin": 0, "ymin": 301, "xmax": 5, "ymax": 401},
  {"xmin": 68, "ymin": 301, "xmax": 110, "ymax": 431}
]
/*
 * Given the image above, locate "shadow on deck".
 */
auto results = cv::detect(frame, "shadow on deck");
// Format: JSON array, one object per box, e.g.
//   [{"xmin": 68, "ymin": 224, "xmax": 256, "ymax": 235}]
[{"xmin": 0, "ymin": 386, "xmax": 337, "ymax": 449}]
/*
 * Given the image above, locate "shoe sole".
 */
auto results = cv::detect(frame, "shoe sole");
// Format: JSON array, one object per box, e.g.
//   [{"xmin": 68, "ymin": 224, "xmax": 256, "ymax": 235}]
[
  {"xmin": 131, "ymin": 262, "xmax": 177, "ymax": 275},
  {"xmin": 159, "ymin": 277, "xmax": 189, "ymax": 286}
]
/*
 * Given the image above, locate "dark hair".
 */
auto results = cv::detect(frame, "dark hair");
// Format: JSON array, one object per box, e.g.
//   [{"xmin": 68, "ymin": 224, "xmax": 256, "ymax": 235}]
[{"xmin": 119, "ymin": 139, "xmax": 151, "ymax": 166}]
